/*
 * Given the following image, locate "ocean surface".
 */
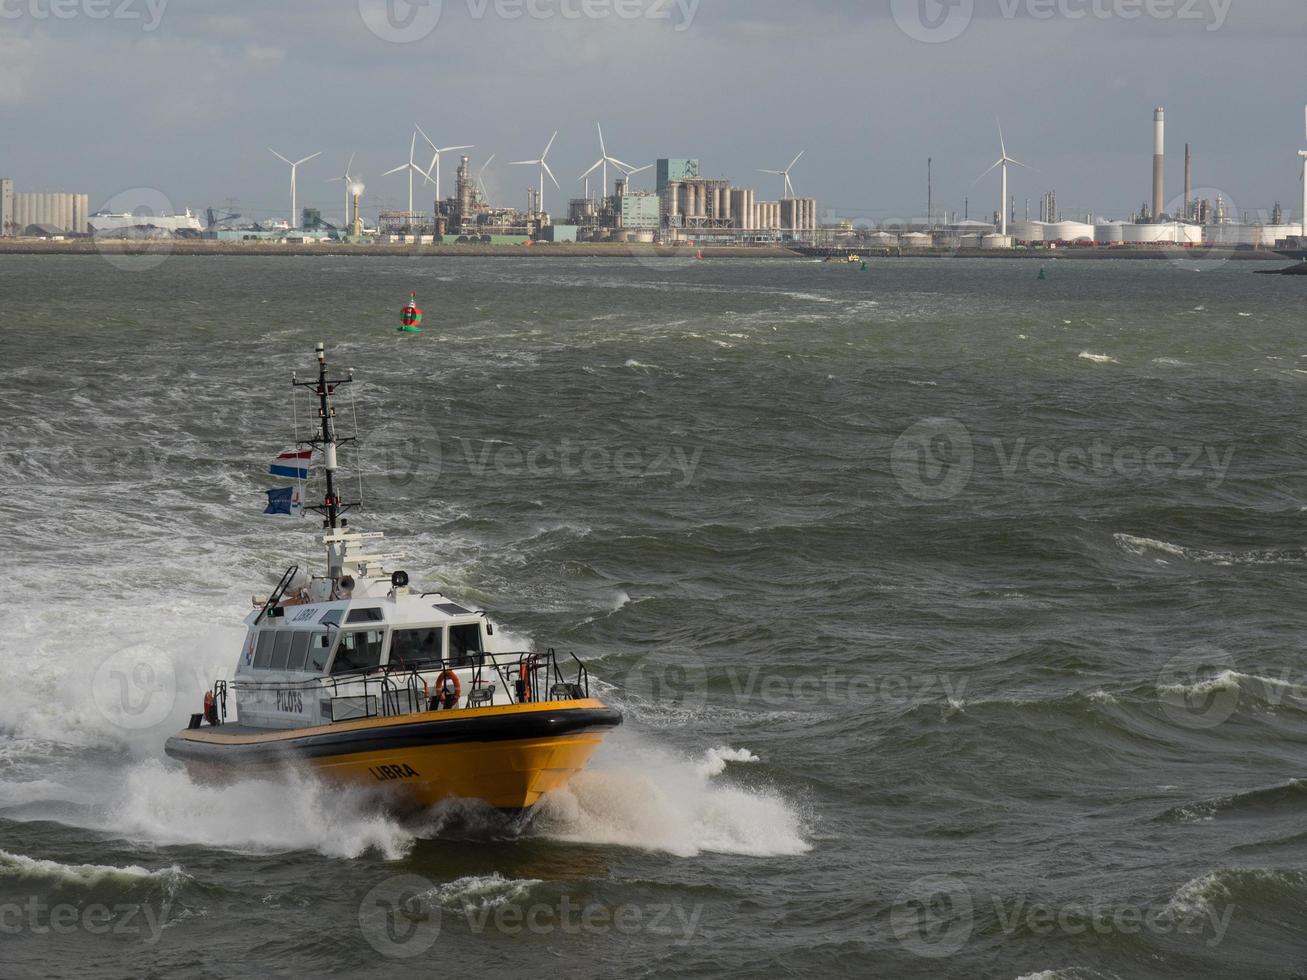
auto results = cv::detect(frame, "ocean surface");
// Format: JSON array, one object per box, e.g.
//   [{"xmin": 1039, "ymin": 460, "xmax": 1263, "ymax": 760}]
[{"xmin": 3, "ymin": 253, "xmax": 1307, "ymax": 979}]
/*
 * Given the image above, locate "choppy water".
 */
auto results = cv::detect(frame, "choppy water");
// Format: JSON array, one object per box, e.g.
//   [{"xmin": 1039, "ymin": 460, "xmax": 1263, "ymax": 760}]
[{"xmin": 3, "ymin": 254, "xmax": 1307, "ymax": 979}]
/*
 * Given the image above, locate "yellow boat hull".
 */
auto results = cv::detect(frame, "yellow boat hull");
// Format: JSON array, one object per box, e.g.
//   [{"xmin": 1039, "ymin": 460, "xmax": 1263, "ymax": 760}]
[{"xmin": 165, "ymin": 699, "xmax": 621, "ymax": 812}]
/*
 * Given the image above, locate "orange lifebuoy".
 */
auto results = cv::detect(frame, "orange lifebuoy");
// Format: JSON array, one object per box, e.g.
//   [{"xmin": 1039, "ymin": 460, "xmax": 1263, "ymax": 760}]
[
  {"xmin": 434, "ymin": 670, "xmax": 461, "ymax": 709},
  {"xmin": 203, "ymin": 690, "xmax": 217, "ymax": 725}
]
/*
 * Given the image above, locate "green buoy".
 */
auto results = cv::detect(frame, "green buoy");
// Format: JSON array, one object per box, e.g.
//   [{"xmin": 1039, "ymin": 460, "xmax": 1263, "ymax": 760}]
[
  {"xmin": 1038, "ymin": 266, "xmax": 1048, "ymax": 281},
  {"xmin": 860, "ymin": 261, "xmax": 868, "ymax": 271}
]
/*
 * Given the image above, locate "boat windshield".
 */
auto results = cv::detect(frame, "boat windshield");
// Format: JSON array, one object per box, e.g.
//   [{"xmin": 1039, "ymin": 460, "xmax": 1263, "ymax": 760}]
[
  {"xmin": 388, "ymin": 627, "xmax": 443, "ymax": 669},
  {"xmin": 330, "ymin": 628, "xmax": 385, "ymax": 675}
]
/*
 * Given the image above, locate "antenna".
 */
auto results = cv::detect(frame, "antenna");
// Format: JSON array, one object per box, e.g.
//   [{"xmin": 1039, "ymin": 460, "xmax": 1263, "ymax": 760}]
[{"xmin": 292, "ymin": 343, "xmax": 358, "ymax": 534}]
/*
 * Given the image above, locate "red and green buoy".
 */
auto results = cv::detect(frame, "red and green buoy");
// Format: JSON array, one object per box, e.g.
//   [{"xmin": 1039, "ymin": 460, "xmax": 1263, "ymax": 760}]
[{"xmin": 399, "ymin": 293, "xmax": 423, "ymax": 334}]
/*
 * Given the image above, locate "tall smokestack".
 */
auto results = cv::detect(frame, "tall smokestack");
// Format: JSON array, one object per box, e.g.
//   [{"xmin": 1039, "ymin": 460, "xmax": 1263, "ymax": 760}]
[
  {"xmin": 1153, "ymin": 107, "xmax": 1166, "ymax": 222},
  {"xmin": 1184, "ymin": 143, "xmax": 1192, "ymax": 220}
]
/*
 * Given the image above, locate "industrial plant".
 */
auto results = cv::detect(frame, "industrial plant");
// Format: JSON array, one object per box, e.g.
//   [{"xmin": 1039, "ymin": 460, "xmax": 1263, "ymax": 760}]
[{"xmin": 3, "ymin": 107, "xmax": 1307, "ymax": 254}]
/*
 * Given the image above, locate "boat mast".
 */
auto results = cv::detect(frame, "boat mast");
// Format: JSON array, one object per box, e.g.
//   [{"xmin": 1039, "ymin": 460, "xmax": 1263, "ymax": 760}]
[{"xmin": 293, "ymin": 342, "xmax": 358, "ymax": 540}]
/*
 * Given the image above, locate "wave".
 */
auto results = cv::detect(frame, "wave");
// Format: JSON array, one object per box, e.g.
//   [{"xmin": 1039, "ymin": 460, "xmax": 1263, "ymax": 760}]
[
  {"xmin": 1157, "ymin": 780, "xmax": 1307, "ymax": 825},
  {"xmin": 532, "ymin": 737, "xmax": 810, "ymax": 858},
  {"xmin": 1115, "ymin": 533, "xmax": 1307, "ymax": 566},
  {"xmin": 1078, "ymin": 352, "xmax": 1118, "ymax": 364},
  {"xmin": 429, "ymin": 873, "xmax": 541, "ymax": 912},
  {"xmin": 1166, "ymin": 868, "xmax": 1307, "ymax": 918},
  {"xmin": 91, "ymin": 761, "xmax": 414, "ymax": 861},
  {"xmin": 0, "ymin": 848, "xmax": 188, "ymax": 896}
]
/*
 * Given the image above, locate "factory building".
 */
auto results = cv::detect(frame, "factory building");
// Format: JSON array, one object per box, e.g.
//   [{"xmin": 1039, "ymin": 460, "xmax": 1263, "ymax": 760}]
[
  {"xmin": 1, "ymin": 185, "xmax": 90, "ymax": 235},
  {"xmin": 657, "ymin": 159, "xmax": 817, "ymax": 243}
]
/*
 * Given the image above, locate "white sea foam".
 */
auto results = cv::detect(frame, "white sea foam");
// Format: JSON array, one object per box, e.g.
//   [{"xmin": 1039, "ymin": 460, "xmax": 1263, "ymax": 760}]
[
  {"xmin": 91, "ymin": 761, "xmax": 414, "ymax": 861},
  {"xmin": 429, "ymin": 873, "xmax": 541, "ymax": 912},
  {"xmin": 532, "ymin": 735, "xmax": 809, "ymax": 858},
  {"xmin": 1078, "ymin": 351, "xmax": 1118, "ymax": 365},
  {"xmin": 0, "ymin": 848, "xmax": 188, "ymax": 893}
]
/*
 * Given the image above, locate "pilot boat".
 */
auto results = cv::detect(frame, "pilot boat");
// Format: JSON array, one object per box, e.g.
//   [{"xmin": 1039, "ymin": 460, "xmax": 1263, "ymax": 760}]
[{"xmin": 165, "ymin": 343, "xmax": 622, "ymax": 813}]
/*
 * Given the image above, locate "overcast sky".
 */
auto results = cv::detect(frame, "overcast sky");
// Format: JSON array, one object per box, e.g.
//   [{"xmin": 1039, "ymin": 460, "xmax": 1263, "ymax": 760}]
[{"xmin": 2, "ymin": 0, "xmax": 1305, "ymax": 225}]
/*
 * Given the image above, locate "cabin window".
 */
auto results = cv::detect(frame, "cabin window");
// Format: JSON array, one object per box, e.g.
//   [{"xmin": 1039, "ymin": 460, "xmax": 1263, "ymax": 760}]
[
  {"xmin": 347, "ymin": 607, "xmax": 384, "ymax": 623},
  {"xmin": 253, "ymin": 630, "xmax": 276, "ymax": 669},
  {"xmin": 449, "ymin": 624, "xmax": 484, "ymax": 667},
  {"xmin": 286, "ymin": 631, "xmax": 311, "ymax": 672},
  {"xmin": 306, "ymin": 632, "xmax": 332, "ymax": 673},
  {"xmin": 389, "ymin": 627, "xmax": 443, "ymax": 669},
  {"xmin": 331, "ymin": 629, "xmax": 385, "ymax": 675},
  {"xmin": 269, "ymin": 630, "xmax": 294, "ymax": 670}
]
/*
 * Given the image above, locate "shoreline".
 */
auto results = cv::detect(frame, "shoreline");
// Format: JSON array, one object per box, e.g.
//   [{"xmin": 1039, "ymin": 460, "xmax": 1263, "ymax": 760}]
[{"xmin": 0, "ymin": 240, "xmax": 1291, "ymax": 261}]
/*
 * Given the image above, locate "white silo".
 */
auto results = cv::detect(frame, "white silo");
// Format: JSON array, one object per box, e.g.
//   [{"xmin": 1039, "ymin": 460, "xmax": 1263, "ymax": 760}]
[
  {"xmin": 1095, "ymin": 222, "xmax": 1125, "ymax": 244},
  {"xmin": 1052, "ymin": 221, "xmax": 1095, "ymax": 243},
  {"xmin": 1010, "ymin": 220, "xmax": 1043, "ymax": 242}
]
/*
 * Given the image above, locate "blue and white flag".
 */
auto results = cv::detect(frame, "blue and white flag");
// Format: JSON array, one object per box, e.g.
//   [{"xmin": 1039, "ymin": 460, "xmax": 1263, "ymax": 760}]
[
  {"xmin": 270, "ymin": 449, "xmax": 312, "ymax": 481},
  {"xmin": 264, "ymin": 486, "xmax": 303, "ymax": 517}
]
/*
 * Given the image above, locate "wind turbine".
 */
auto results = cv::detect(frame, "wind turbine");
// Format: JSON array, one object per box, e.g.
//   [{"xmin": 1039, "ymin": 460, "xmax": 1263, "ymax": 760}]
[
  {"xmin": 1299, "ymin": 106, "xmax": 1307, "ymax": 238},
  {"xmin": 381, "ymin": 131, "xmax": 430, "ymax": 215},
  {"xmin": 269, "ymin": 148, "xmax": 321, "ymax": 229},
  {"xmin": 510, "ymin": 132, "xmax": 560, "ymax": 214},
  {"xmin": 476, "ymin": 153, "xmax": 496, "ymax": 206},
  {"xmin": 625, "ymin": 164, "xmax": 653, "ymax": 187},
  {"xmin": 976, "ymin": 122, "xmax": 1028, "ymax": 237},
  {"xmin": 416, "ymin": 125, "xmax": 473, "ymax": 206},
  {"xmin": 760, "ymin": 151, "xmax": 805, "ymax": 200},
  {"xmin": 578, "ymin": 122, "xmax": 636, "ymax": 201},
  {"xmin": 327, "ymin": 153, "xmax": 356, "ymax": 228}
]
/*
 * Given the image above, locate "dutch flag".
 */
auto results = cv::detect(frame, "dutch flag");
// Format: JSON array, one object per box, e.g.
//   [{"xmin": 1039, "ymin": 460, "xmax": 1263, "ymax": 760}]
[{"xmin": 270, "ymin": 450, "xmax": 312, "ymax": 481}]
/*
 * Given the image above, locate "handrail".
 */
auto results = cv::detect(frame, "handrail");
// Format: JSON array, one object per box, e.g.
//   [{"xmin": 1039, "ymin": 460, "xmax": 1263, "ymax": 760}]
[
  {"xmin": 230, "ymin": 648, "xmax": 591, "ymax": 723},
  {"xmin": 255, "ymin": 565, "xmax": 300, "ymax": 625}
]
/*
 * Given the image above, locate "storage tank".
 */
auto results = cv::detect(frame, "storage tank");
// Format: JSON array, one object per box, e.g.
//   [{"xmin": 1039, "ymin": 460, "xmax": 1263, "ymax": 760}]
[
  {"xmin": 866, "ymin": 231, "xmax": 899, "ymax": 246},
  {"xmin": 1123, "ymin": 223, "xmax": 1174, "ymax": 244},
  {"xmin": 981, "ymin": 234, "xmax": 1014, "ymax": 249},
  {"xmin": 1095, "ymin": 222, "xmax": 1125, "ymax": 244},
  {"xmin": 1010, "ymin": 221, "xmax": 1043, "ymax": 242},
  {"xmin": 1049, "ymin": 221, "xmax": 1094, "ymax": 243},
  {"xmin": 900, "ymin": 232, "xmax": 932, "ymax": 248}
]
